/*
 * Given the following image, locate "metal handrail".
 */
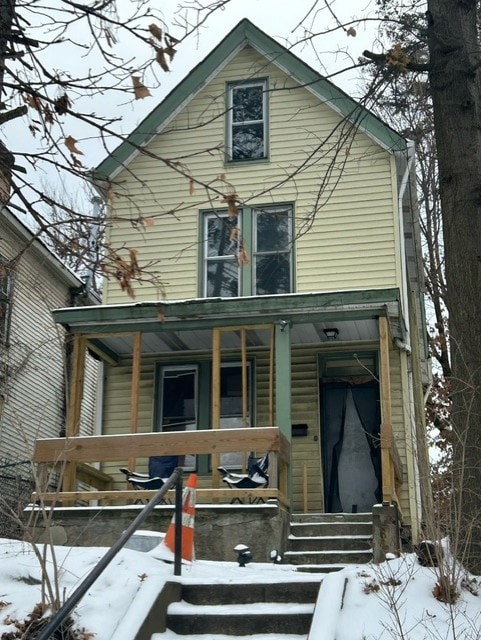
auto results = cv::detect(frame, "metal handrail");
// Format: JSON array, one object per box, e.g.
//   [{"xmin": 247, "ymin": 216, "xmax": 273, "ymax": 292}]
[{"xmin": 35, "ymin": 467, "xmax": 184, "ymax": 640}]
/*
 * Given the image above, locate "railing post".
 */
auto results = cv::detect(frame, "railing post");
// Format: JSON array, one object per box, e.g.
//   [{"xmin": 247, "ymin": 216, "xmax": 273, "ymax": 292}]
[{"xmin": 174, "ymin": 470, "xmax": 183, "ymax": 576}]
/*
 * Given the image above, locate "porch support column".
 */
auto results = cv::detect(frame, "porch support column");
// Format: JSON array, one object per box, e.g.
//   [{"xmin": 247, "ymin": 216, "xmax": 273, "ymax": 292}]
[
  {"xmin": 63, "ymin": 333, "xmax": 86, "ymax": 493},
  {"xmin": 211, "ymin": 328, "xmax": 221, "ymax": 488},
  {"xmin": 275, "ymin": 320, "xmax": 292, "ymax": 501},
  {"xmin": 127, "ymin": 331, "xmax": 142, "ymax": 471},
  {"xmin": 379, "ymin": 315, "xmax": 395, "ymax": 504}
]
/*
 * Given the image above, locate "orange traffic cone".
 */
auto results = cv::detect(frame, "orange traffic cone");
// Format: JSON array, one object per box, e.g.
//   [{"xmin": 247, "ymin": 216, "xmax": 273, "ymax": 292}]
[{"xmin": 162, "ymin": 473, "xmax": 197, "ymax": 562}]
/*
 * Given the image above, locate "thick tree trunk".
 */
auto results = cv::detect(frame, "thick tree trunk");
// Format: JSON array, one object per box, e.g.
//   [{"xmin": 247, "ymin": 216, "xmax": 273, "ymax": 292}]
[{"xmin": 427, "ymin": 0, "xmax": 481, "ymax": 573}]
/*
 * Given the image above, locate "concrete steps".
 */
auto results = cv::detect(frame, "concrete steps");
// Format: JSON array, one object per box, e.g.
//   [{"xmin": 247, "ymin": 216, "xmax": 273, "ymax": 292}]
[
  {"xmin": 284, "ymin": 512, "xmax": 373, "ymax": 573},
  {"xmin": 160, "ymin": 581, "xmax": 321, "ymax": 638}
]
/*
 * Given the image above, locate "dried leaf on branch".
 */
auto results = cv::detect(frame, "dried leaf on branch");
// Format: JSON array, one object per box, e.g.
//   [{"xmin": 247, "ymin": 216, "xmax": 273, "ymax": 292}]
[
  {"xmin": 132, "ymin": 76, "xmax": 152, "ymax": 100},
  {"xmin": 221, "ymin": 193, "xmax": 239, "ymax": 218},
  {"xmin": 64, "ymin": 136, "xmax": 83, "ymax": 155},
  {"xmin": 149, "ymin": 24, "xmax": 163, "ymax": 41},
  {"xmin": 155, "ymin": 48, "xmax": 170, "ymax": 72},
  {"xmin": 54, "ymin": 93, "xmax": 71, "ymax": 115}
]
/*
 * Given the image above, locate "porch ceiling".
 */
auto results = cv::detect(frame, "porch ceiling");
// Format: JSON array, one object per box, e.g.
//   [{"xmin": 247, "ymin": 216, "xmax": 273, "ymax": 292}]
[{"xmin": 56, "ymin": 288, "xmax": 404, "ymax": 359}]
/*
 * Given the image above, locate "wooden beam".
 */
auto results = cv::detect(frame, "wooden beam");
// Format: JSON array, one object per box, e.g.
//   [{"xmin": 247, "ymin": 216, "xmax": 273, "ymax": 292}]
[
  {"xmin": 32, "ymin": 427, "xmax": 285, "ymax": 463},
  {"xmin": 128, "ymin": 332, "xmax": 142, "ymax": 471},
  {"xmin": 211, "ymin": 328, "xmax": 221, "ymax": 488},
  {"xmin": 32, "ymin": 487, "xmax": 289, "ymax": 508},
  {"xmin": 63, "ymin": 334, "xmax": 86, "ymax": 494}
]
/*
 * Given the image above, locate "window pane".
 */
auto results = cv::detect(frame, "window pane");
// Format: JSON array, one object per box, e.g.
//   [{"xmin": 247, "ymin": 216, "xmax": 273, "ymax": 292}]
[
  {"xmin": 207, "ymin": 216, "xmax": 238, "ymax": 257},
  {"xmin": 256, "ymin": 254, "xmax": 291, "ymax": 295},
  {"xmin": 256, "ymin": 209, "xmax": 289, "ymax": 252},
  {"xmin": 232, "ymin": 85, "xmax": 263, "ymax": 122},
  {"xmin": 232, "ymin": 124, "xmax": 264, "ymax": 160},
  {"xmin": 206, "ymin": 260, "xmax": 239, "ymax": 297}
]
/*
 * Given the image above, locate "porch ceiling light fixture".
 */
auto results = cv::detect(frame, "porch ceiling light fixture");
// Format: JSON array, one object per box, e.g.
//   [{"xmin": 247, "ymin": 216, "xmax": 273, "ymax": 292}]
[{"xmin": 324, "ymin": 327, "xmax": 339, "ymax": 341}]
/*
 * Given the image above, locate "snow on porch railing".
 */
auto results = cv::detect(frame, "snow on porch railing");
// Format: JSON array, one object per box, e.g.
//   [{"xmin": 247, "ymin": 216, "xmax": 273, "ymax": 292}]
[{"xmin": 31, "ymin": 426, "xmax": 290, "ymax": 507}]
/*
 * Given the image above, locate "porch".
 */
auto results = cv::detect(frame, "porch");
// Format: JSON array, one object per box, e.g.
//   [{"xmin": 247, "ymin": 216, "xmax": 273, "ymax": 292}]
[{"xmin": 33, "ymin": 289, "xmax": 405, "ymax": 516}]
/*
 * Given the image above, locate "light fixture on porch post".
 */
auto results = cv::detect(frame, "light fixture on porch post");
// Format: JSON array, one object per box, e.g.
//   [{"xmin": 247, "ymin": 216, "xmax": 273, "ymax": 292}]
[{"xmin": 324, "ymin": 327, "xmax": 339, "ymax": 341}]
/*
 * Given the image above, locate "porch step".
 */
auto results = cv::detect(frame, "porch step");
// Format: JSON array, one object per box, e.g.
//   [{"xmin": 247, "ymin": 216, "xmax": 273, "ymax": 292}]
[
  {"xmin": 159, "ymin": 581, "xmax": 321, "ymax": 637},
  {"xmin": 285, "ymin": 512, "xmax": 373, "ymax": 572}
]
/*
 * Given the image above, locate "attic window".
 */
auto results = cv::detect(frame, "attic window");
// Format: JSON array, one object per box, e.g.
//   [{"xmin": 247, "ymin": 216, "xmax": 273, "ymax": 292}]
[{"xmin": 227, "ymin": 80, "xmax": 267, "ymax": 161}]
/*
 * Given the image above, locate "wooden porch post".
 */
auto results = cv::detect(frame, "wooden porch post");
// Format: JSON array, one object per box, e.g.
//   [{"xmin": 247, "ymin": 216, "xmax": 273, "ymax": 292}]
[
  {"xmin": 127, "ymin": 331, "xmax": 142, "ymax": 471},
  {"xmin": 63, "ymin": 333, "xmax": 86, "ymax": 493},
  {"xmin": 211, "ymin": 328, "xmax": 221, "ymax": 487},
  {"xmin": 379, "ymin": 315, "xmax": 395, "ymax": 504},
  {"xmin": 275, "ymin": 320, "xmax": 292, "ymax": 501}
]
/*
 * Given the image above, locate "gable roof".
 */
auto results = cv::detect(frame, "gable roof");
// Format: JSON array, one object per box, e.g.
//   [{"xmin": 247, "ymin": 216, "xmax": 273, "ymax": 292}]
[{"xmin": 94, "ymin": 18, "xmax": 406, "ymax": 182}]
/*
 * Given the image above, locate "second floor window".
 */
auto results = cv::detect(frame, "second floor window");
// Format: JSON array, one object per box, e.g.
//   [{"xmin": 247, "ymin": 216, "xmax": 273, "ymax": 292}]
[
  {"xmin": 227, "ymin": 80, "xmax": 267, "ymax": 161},
  {"xmin": 202, "ymin": 205, "xmax": 293, "ymax": 297}
]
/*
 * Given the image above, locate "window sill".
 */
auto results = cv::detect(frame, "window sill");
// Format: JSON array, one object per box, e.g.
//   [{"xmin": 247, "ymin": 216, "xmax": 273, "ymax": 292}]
[{"xmin": 225, "ymin": 156, "xmax": 270, "ymax": 167}]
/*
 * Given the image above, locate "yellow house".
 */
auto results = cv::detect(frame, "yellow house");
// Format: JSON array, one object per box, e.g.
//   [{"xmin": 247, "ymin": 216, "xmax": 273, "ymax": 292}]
[{"xmin": 42, "ymin": 20, "xmax": 431, "ymax": 551}]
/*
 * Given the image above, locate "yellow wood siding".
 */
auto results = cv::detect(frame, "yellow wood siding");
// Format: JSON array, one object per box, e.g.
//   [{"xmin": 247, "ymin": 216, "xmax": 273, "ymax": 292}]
[{"xmin": 104, "ymin": 46, "xmax": 400, "ymax": 303}]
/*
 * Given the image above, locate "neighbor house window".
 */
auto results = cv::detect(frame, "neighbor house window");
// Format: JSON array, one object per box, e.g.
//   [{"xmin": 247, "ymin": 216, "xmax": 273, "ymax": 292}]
[
  {"xmin": 227, "ymin": 80, "xmax": 267, "ymax": 161},
  {"xmin": 0, "ymin": 258, "xmax": 13, "ymax": 346},
  {"xmin": 202, "ymin": 205, "xmax": 293, "ymax": 297}
]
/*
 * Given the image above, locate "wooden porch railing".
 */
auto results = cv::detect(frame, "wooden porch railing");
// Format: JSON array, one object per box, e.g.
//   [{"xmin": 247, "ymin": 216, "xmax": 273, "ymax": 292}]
[{"xmin": 31, "ymin": 427, "xmax": 290, "ymax": 507}]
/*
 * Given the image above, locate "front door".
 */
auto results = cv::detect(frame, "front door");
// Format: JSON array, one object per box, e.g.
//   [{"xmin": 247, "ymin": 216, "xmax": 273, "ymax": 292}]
[{"xmin": 320, "ymin": 378, "xmax": 381, "ymax": 513}]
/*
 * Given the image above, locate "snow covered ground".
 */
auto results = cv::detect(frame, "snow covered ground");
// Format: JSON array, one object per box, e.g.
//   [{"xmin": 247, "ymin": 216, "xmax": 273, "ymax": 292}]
[{"xmin": 0, "ymin": 535, "xmax": 480, "ymax": 640}]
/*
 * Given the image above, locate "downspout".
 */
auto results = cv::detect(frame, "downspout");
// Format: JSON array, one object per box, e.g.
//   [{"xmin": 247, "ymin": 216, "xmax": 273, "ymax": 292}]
[
  {"xmin": 83, "ymin": 195, "xmax": 103, "ymax": 290},
  {"xmin": 396, "ymin": 141, "xmax": 422, "ymax": 535}
]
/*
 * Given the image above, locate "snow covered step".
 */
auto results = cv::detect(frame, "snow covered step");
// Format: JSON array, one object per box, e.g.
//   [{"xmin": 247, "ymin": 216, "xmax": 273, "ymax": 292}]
[
  {"xmin": 290, "ymin": 520, "xmax": 372, "ymax": 537},
  {"xmin": 153, "ymin": 633, "xmax": 308, "ymax": 640},
  {"xmin": 284, "ymin": 548, "xmax": 372, "ymax": 566},
  {"xmin": 180, "ymin": 581, "xmax": 321, "ymax": 605},
  {"xmin": 158, "ymin": 580, "xmax": 320, "ymax": 637},
  {"xmin": 166, "ymin": 601, "xmax": 314, "ymax": 635},
  {"xmin": 287, "ymin": 533, "xmax": 372, "ymax": 552}
]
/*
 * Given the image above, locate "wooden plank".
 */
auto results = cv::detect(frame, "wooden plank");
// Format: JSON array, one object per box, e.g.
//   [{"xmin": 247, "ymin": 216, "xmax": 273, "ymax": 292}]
[
  {"xmin": 76, "ymin": 463, "xmax": 113, "ymax": 491},
  {"xmin": 31, "ymin": 488, "xmax": 285, "ymax": 505},
  {"xmin": 128, "ymin": 331, "xmax": 142, "ymax": 471},
  {"xmin": 64, "ymin": 334, "xmax": 87, "ymax": 494},
  {"xmin": 32, "ymin": 427, "xmax": 284, "ymax": 463},
  {"xmin": 379, "ymin": 316, "xmax": 394, "ymax": 503}
]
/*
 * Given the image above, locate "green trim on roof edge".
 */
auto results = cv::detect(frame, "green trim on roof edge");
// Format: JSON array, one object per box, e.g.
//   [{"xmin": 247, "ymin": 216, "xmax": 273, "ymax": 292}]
[
  {"xmin": 94, "ymin": 19, "xmax": 406, "ymax": 182},
  {"xmin": 53, "ymin": 288, "xmax": 401, "ymax": 329}
]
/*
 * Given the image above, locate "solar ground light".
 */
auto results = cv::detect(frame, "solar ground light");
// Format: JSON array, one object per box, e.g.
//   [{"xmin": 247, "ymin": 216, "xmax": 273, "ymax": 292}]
[{"xmin": 234, "ymin": 543, "xmax": 253, "ymax": 567}]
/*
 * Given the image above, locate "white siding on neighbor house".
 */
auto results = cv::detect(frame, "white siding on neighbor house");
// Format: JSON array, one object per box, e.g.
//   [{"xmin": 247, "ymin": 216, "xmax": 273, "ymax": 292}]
[
  {"xmin": 0, "ymin": 221, "xmax": 98, "ymax": 461},
  {"xmin": 104, "ymin": 46, "xmax": 401, "ymax": 304}
]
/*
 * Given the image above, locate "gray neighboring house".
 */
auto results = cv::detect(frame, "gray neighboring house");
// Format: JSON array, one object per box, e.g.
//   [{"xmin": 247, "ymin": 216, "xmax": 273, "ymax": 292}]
[{"xmin": 0, "ymin": 145, "xmax": 99, "ymax": 534}]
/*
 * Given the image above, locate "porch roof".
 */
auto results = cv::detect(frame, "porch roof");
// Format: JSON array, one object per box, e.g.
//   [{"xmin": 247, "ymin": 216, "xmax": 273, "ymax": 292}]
[{"xmin": 54, "ymin": 289, "xmax": 404, "ymax": 360}]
